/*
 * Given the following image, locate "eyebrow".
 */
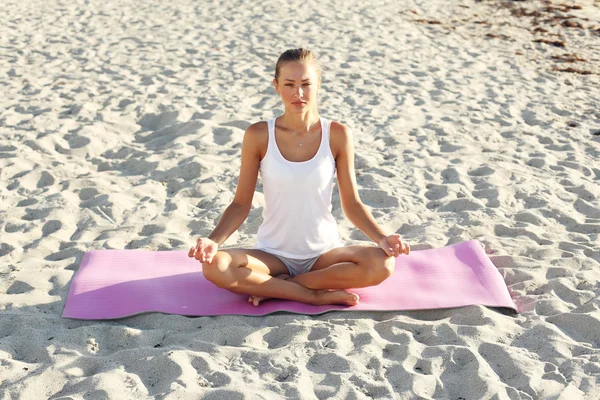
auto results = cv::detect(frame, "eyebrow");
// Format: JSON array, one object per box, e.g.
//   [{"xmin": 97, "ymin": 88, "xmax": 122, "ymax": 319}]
[{"xmin": 284, "ymin": 79, "xmax": 311, "ymax": 82}]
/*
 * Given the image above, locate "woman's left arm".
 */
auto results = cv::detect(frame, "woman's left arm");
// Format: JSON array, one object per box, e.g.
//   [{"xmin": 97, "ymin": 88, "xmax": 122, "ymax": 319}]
[{"xmin": 332, "ymin": 122, "xmax": 407, "ymax": 257}]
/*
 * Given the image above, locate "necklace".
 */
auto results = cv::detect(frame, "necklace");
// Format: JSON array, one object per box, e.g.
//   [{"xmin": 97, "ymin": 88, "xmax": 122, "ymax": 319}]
[{"xmin": 288, "ymin": 120, "xmax": 319, "ymax": 147}]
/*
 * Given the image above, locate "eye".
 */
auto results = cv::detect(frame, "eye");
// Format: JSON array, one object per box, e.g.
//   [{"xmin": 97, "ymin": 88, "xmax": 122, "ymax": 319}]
[{"xmin": 285, "ymin": 84, "xmax": 293, "ymax": 87}]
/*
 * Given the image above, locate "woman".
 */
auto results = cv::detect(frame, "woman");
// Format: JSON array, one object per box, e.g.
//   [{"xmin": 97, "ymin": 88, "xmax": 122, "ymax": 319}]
[{"xmin": 188, "ymin": 48, "xmax": 409, "ymax": 307}]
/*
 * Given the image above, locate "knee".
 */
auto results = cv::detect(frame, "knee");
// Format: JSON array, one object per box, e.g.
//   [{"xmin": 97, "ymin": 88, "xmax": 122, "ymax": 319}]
[
  {"xmin": 201, "ymin": 251, "xmax": 232, "ymax": 289},
  {"xmin": 368, "ymin": 251, "xmax": 395, "ymax": 285},
  {"xmin": 383, "ymin": 256, "xmax": 396, "ymax": 276}
]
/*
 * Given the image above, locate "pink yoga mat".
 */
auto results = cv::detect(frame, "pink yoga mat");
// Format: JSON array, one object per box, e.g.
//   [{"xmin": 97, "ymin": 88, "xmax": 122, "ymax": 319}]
[{"xmin": 62, "ymin": 240, "xmax": 517, "ymax": 319}]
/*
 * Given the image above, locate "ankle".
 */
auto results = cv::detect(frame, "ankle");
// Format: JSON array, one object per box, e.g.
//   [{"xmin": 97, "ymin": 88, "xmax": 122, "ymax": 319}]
[{"xmin": 304, "ymin": 289, "xmax": 319, "ymax": 305}]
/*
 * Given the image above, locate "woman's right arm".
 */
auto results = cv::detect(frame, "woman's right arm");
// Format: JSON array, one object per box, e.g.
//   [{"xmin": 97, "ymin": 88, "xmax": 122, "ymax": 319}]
[{"xmin": 189, "ymin": 123, "xmax": 264, "ymax": 261}]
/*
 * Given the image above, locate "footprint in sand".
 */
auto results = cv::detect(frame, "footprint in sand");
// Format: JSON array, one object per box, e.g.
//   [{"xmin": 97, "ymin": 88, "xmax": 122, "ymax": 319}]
[
  {"xmin": 17, "ymin": 198, "xmax": 37, "ymax": 207},
  {"xmin": 139, "ymin": 224, "xmax": 165, "ymax": 236},
  {"xmin": 138, "ymin": 111, "xmax": 180, "ymax": 131},
  {"xmin": 437, "ymin": 198, "xmax": 483, "ymax": 212},
  {"xmin": 307, "ymin": 353, "xmax": 351, "ymax": 374},
  {"xmin": 467, "ymin": 165, "xmax": 495, "ymax": 177},
  {"xmin": 190, "ymin": 355, "xmax": 231, "ymax": 388},
  {"xmin": 0, "ymin": 145, "xmax": 17, "ymax": 159},
  {"xmin": 359, "ymin": 189, "xmax": 399, "ymax": 208},
  {"xmin": 424, "ymin": 184, "xmax": 449, "ymax": 200},
  {"xmin": 6, "ymin": 281, "xmax": 34, "ymax": 294},
  {"xmin": 557, "ymin": 161, "xmax": 593, "ymax": 177},
  {"xmin": 494, "ymin": 223, "xmax": 553, "ymax": 245},
  {"xmin": 220, "ymin": 120, "xmax": 252, "ymax": 131},
  {"xmin": 263, "ymin": 325, "xmax": 306, "ymax": 349},
  {"xmin": 472, "ymin": 188, "xmax": 500, "ymax": 208},
  {"xmin": 526, "ymin": 158, "xmax": 545, "ymax": 168},
  {"xmin": 42, "ymin": 220, "xmax": 62, "ymax": 236},
  {"xmin": 441, "ymin": 167, "xmax": 463, "ymax": 185},
  {"xmin": 212, "ymin": 127, "xmax": 234, "ymax": 145}
]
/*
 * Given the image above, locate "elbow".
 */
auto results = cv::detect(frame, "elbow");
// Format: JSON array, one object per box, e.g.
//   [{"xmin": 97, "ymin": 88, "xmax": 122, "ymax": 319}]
[
  {"xmin": 229, "ymin": 201, "xmax": 251, "ymax": 217},
  {"xmin": 341, "ymin": 199, "xmax": 365, "ymax": 217}
]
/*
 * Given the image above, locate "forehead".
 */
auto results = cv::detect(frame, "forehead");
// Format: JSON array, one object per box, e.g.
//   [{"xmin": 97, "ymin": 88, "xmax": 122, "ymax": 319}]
[{"xmin": 279, "ymin": 62, "xmax": 319, "ymax": 80}]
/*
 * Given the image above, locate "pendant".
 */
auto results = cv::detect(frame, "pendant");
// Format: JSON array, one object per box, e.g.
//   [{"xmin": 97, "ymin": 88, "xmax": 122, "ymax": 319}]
[{"xmin": 299, "ymin": 143, "xmax": 303, "ymax": 147}]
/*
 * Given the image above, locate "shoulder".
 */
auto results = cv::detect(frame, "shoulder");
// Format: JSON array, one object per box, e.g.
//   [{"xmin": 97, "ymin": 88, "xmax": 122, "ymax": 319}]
[
  {"xmin": 242, "ymin": 121, "xmax": 269, "ymax": 158},
  {"xmin": 245, "ymin": 120, "xmax": 268, "ymax": 136},
  {"xmin": 329, "ymin": 120, "xmax": 352, "ymax": 137},
  {"xmin": 329, "ymin": 120, "xmax": 354, "ymax": 158},
  {"xmin": 330, "ymin": 120, "xmax": 353, "ymax": 144},
  {"xmin": 243, "ymin": 120, "xmax": 269, "ymax": 143}
]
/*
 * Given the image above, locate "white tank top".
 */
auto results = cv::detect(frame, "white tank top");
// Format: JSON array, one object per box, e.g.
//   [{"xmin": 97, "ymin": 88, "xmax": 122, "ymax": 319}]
[{"xmin": 255, "ymin": 117, "xmax": 341, "ymax": 258}]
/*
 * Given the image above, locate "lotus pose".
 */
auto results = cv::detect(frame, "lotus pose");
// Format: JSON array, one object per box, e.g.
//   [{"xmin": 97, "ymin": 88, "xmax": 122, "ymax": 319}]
[{"xmin": 188, "ymin": 48, "xmax": 409, "ymax": 306}]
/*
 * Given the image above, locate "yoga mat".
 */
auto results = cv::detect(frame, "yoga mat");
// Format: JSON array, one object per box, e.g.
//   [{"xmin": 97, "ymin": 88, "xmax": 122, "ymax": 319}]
[{"xmin": 62, "ymin": 240, "xmax": 517, "ymax": 319}]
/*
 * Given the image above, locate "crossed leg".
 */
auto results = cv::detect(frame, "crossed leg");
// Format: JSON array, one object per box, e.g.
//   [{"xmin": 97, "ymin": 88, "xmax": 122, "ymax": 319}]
[
  {"xmin": 247, "ymin": 245, "xmax": 395, "ymax": 305},
  {"xmin": 292, "ymin": 245, "xmax": 395, "ymax": 289},
  {"xmin": 200, "ymin": 249, "xmax": 360, "ymax": 306}
]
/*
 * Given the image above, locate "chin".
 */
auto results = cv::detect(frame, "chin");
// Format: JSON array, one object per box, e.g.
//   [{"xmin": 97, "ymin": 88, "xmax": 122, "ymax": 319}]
[{"xmin": 290, "ymin": 103, "xmax": 309, "ymax": 110}]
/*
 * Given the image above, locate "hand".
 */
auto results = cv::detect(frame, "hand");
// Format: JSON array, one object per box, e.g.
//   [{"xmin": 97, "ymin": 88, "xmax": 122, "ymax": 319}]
[
  {"xmin": 378, "ymin": 234, "xmax": 410, "ymax": 257},
  {"xmin": 188, "ymin": 237, "xmax": 219, "ymax": 263}
]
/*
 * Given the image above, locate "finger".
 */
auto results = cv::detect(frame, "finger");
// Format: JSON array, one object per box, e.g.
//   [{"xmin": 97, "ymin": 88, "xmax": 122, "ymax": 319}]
[
  {"xmin": 188, "ymin": 247, "xmax": 195, "ymax": 258},
  {"xmin": 404, "ymin": 243, "xmax": 410, "ymax": 255}
]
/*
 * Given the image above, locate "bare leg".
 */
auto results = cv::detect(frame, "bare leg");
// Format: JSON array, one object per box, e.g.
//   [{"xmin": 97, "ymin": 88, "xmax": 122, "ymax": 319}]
[
  {"xmin": 247, "ymin": 273, "xmax": 290, "ymax": 306},
  {"xmin": 289, "ymin": 245, "xmax": 396, "ymax": 290},
  {"xmin": 202, "ymin": 250, "xmax": 359, "ymax": 306},
  {"xmin": 288, "ymin": 262, "xmax": 372, "ymax": 290}
]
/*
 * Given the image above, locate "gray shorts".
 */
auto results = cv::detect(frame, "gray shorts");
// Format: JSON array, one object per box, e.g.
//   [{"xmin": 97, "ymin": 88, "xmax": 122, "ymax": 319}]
[
  {"xmin": 255, "ymin": 242, "xmax": 343, "ymax": 277},
  {"xmin": 272, "ymin": 254, "xmax": 321, "ymax": 277}
]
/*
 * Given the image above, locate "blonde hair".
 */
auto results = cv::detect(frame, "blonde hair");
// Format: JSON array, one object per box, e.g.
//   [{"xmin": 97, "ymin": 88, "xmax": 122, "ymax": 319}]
[{"xmin": 274, "ymin": 48, "xmax": 323, "ymax": 82}]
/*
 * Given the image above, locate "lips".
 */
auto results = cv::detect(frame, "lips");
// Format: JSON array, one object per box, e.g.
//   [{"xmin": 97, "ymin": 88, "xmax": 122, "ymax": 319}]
[{"xmin": 292, "ymin": 101, "xmax": 306, "ymax": 105}]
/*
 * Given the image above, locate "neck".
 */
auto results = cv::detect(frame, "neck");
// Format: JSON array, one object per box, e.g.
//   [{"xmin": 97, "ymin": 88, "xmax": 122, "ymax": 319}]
[{"xmin": 279, "ymin": 109, "xmax": 320, "ymax": 133}]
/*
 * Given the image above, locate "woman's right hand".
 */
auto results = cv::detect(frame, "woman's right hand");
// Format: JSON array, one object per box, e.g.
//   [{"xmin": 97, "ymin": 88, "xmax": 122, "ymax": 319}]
[{"xmin": 188, "ymin": 237, "xmax": 219, "ymax": 264}]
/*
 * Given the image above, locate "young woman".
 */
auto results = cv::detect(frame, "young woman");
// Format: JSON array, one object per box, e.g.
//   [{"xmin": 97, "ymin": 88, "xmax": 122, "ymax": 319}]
[{"xmin": 188, "ymin": 48, "xmax": 409, "ymax": 307}]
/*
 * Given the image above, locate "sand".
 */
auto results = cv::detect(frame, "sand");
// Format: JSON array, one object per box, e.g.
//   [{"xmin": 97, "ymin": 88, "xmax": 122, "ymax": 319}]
[{"xmin": 1, "ymin": 0, "xmax": 599, "ymax": 398}]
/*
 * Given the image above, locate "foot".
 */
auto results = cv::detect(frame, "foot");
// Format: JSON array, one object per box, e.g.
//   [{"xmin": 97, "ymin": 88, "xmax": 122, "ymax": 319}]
[
  {"xmin": 313, "ymin": 289, "xmax": 360, "ymax": 306},
  {"xmin": 248, "ymin": 274, "xmax": 291, "ymax": 306},
  {"xmin": 246, "ymin": 275, "xmax": 360, "ymax": 307}
]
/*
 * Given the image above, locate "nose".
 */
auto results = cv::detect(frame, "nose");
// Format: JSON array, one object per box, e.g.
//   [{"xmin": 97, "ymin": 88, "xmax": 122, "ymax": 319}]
[{"xmin": 294, "ymin": 86, "xmax": 304, "ymax": 98}]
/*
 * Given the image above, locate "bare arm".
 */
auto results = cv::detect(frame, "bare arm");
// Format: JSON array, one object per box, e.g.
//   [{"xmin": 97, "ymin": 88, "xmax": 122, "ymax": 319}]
[
  {"xmin": 332, "ymin": 122, "xmax": 408, "ymax": 257},
  {"xmin": 189, "ymin": 123, "xmax": 264, "ymax": 263},
  {"xmin": 332, "ymin": 122, "xmax": 387, "ymax": 243},
  {"xmin": 207, "ymin": 123, "xmax": 264, "ymax": 246}
]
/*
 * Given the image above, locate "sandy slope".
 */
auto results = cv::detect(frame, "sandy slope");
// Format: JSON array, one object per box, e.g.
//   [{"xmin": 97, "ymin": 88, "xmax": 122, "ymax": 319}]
[{"xmin": 1, "ymin": 0, "xmax": 599, "ymax": 398}]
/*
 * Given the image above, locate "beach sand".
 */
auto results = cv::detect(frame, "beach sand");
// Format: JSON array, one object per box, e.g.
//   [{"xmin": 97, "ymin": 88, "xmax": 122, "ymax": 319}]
[{"xmin": 1, "ymin": 0, "xmax": 599, "ymax": 398}]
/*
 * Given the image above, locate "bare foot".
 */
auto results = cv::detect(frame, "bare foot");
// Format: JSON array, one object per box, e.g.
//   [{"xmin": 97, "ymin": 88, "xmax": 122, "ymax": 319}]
[
  {"xmin": 313, "ymin": 290, "xmax": 360, "ymax": 306},
  {"xmin": 248, "ymin": 274, "xmax": 291, "ymax": 306},
  {"xmin": 246, "ymin": 274, "xmax": 359, "ymax": 307}
]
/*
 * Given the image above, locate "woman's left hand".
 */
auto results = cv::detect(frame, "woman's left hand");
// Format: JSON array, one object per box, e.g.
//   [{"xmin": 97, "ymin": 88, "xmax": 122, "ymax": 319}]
[{"xmin": 379, "ymin": 234, "xmax": 410, "ymax": 257}]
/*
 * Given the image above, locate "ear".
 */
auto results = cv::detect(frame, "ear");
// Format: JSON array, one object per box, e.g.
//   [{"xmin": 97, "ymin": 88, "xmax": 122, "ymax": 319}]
[{"xmin": 273, "ymin": 78, "xmax": 279, "ymax": 95}]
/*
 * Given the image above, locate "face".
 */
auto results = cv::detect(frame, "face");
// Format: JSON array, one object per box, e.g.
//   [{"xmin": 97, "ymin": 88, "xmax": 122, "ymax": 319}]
[{"xmin": 273, "ymin": 62, "xmax": 321, "ymax": 113}]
